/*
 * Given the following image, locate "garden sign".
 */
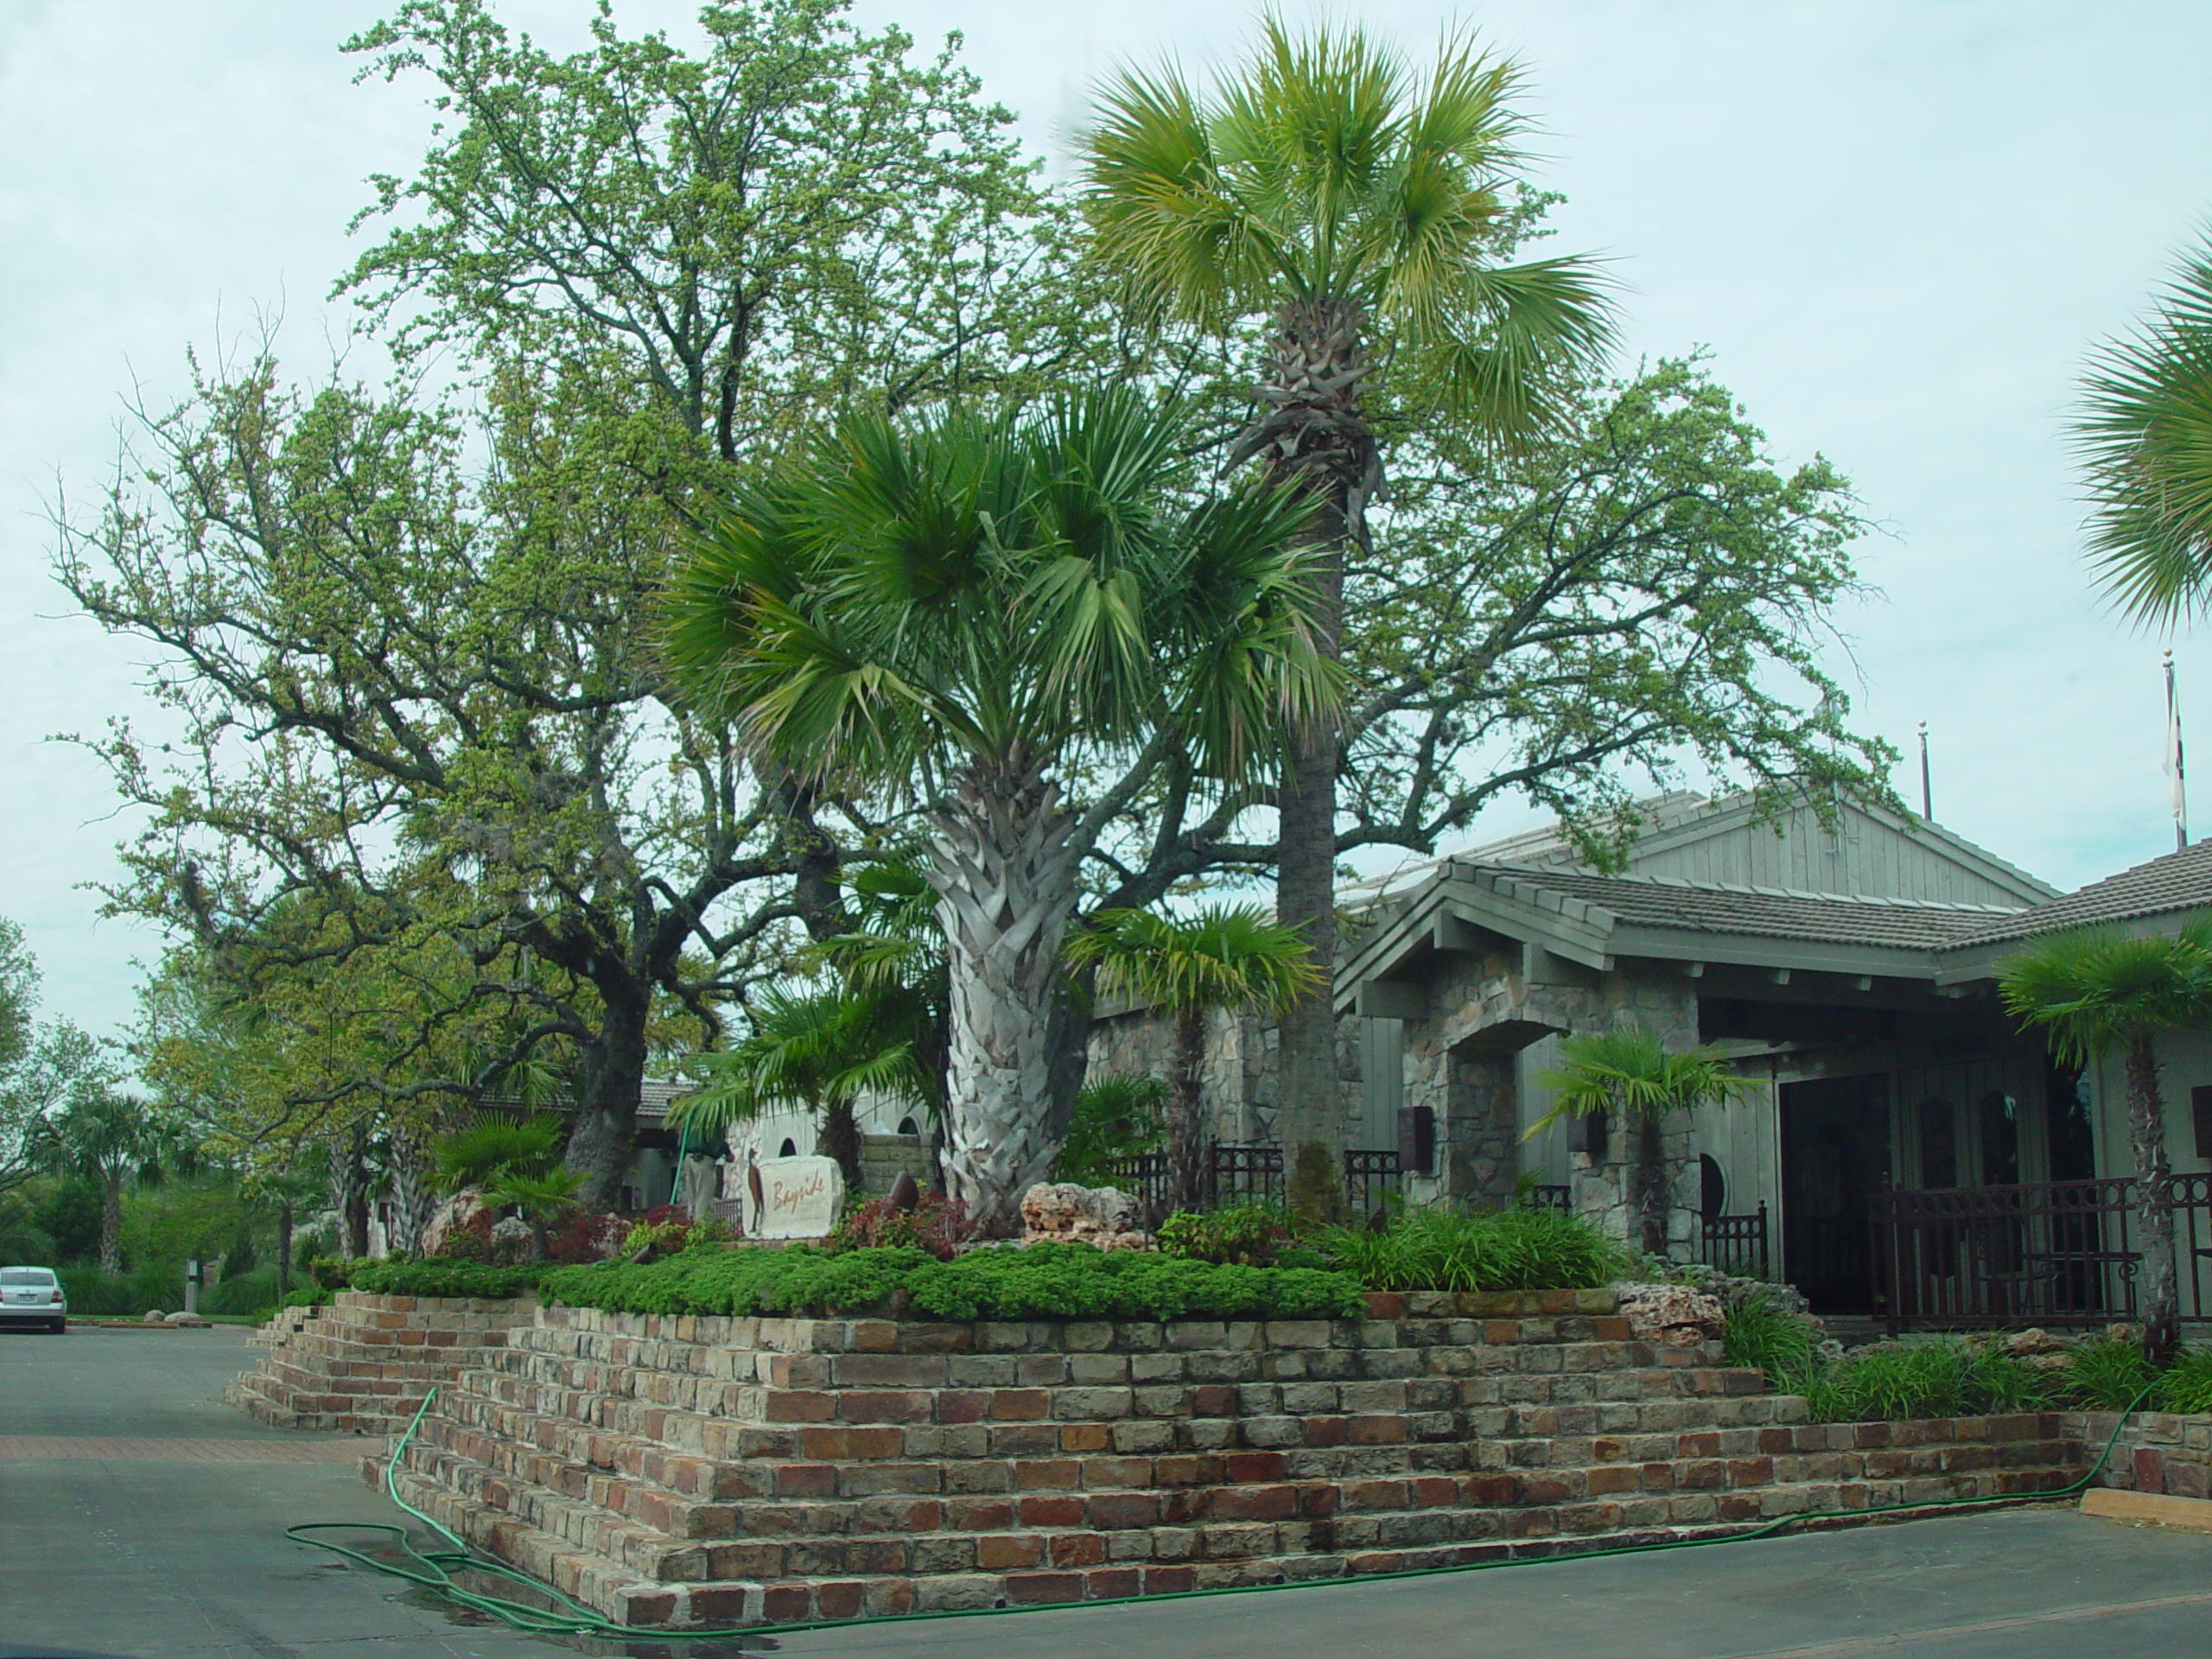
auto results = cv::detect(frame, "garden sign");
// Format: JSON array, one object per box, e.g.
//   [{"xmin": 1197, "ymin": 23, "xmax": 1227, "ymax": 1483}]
[{"xmin": 747, "ymin": 1155, "xmax": 844, "ymax": 1240}]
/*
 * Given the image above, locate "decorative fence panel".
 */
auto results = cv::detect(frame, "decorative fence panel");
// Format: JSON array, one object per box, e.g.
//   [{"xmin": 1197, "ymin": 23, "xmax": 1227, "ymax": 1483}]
[
  {"xmin": 1872, "ymin": 1178, "xmax": 2153, "ymax": 1333},
  {"xmin": 1699, "ymin": 1204, "xmax": 1770, "ymax": 1281},
  {"xmin": 1342, "ymin": 1148, "xmax": 1402, "ymax": 1217},
  {"xmin": 1209, "ymin": 1144, "xmax": 1284, "ymax": 1208}
]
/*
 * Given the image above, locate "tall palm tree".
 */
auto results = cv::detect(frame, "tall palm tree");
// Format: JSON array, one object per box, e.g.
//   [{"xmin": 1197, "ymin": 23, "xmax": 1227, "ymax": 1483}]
[
  {"xmin": 2074, "ymin": 237, "xmax": 2212, "ymax": 625},
  {"xmin": 1081, "ymin": 21, "xmax": 1616, "ymax": 1210},
  {"xmin": 1066, "ymin": 904, "xmax": 1319, "ymax": 1213},
  {"xmin": 669, "ymin": 983, "xmax": 931, "ymax": 1190},
  {"xmin": 663, "ymin": 387, "xmax": 1333, "ymax": 1230},
  {"xmin": 1528, "ymin": 1025, "xmax": 1752, "ymax": 1260},
  {"xmin": 1999, "ymin": 921, "xmax": 2212, "ymax": 1363}
]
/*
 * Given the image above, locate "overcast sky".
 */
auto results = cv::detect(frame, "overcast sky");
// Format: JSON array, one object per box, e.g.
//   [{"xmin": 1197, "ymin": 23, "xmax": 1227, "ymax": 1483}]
[{"xmin": 3, "ymin": 1, "xmax": 2210, "ymax": 1036}]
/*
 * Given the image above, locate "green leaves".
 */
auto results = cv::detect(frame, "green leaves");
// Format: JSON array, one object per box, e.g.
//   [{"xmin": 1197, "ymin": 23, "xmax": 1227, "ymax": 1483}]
[
  {"xmin": 1065, "ymin": 904, "xmax": 1319, "ymax": 1020},
  {"xmin": 663, "ymin": 385, "xmax": 1332, "ymax": 804},
  {"xmin": 2073, "ymin": 238, "xmax": 2212, "ymax": 626},
  {"xmin": 1527, "ymin": 1025, "xmax": 1757, "ymax": 1135},
  {"xmin": 1079, "ymin": 17, "xmax": 1613, "ymax": 440},
  {"xmin": 1998, "ymin": 918, "xmax": 2212, "ymax": 1065}
]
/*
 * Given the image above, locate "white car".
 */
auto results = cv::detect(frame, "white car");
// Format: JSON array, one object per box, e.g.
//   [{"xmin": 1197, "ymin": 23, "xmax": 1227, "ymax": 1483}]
[{"xmin": 0, "ymin": 1265, "xmax": 68, "ymax": 1332}]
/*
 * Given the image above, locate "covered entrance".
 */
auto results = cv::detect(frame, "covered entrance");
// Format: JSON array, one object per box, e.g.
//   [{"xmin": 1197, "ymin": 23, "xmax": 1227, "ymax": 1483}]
[{"xmin": 1781, "ymin": 1072, "xmax": 1893, "ymax": 1313}]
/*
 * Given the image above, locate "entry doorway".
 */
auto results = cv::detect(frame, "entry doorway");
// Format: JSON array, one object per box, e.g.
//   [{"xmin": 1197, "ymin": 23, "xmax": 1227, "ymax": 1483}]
[{"xmin": 1780, "ymin": 1073, "xmax": 1893, "ymax": 1313}]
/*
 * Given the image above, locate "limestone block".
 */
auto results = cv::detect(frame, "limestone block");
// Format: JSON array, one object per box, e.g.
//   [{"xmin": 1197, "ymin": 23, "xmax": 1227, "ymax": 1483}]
[{"xmin": 1019, "ymin": 1184, "xmax": 1152, "ymax": 1251}]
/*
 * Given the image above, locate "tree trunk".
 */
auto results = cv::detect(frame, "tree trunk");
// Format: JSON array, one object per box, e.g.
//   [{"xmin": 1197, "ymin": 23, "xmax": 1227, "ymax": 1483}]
[
  {"xmin": 527, "ymin": 1217, "xmax": 551, "ymax": 1262},
  {"xmin": 564, "ymin": 983, "xmax": 652, "ymax": 1211},
  {"xmin": 99, "ymin": 1173, "xmax": 123, "ymax": 1276},
  {"xmin": 276, "ymin": 1198, "xmax": 294, "ymax": 1303},
  {"xmin": 817, "ymin": 1096, "xmax": 864, "ymax": 1191},
  {"xmin": 929, "ymin": 754, "xmax": 1083, "ymax": 1234},
  {"xmin": 329, "ymin": 1128, "xmax": 370, "ymax": 1260},
  {"xmin": 2124, "ymin": 1032, "xmax": 2181, "ymax": 1364},
  {"xmin": 1167, "ymin": 1007, "xmax": 1208, "ymax": 1213},
  {"xmin": 1255, "ymin": 298, "xmax": 1373, "ymax": 1223},
  {"xmin": 1634, "ymin": 1116, "xmax": 1669, "ymax": 1261},
  {"xmin": 385, "ymin": 1131, "xmax": 435, "ymax": 1255}
]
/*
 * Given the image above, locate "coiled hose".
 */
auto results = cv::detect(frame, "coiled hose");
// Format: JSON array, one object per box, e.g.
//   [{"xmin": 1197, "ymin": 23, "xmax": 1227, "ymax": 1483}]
[{"xmin": 284, "ymin": 1381, "xmax": 2162, "ymax": 1643}]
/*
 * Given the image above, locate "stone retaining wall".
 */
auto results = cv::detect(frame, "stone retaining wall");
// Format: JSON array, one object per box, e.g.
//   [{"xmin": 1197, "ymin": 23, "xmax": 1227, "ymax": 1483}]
[
  {"xmin": 227, "ymin": 1290, "xmax": 536, "ymax": 1435},
  {"xmin": 2069, "ymin": 1408, "xmax": 2212, "ymax": 1499},
  {"xmin": 378, "ymin": 1288, "xmax": 2088, "ymax": 1630}
]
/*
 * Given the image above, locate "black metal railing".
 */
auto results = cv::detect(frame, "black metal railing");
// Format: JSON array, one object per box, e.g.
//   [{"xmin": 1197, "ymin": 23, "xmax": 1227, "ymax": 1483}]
[
  {"xmin": 1872, "ymin": 1177, "xmax": 2151, "ymax": 1332},
  {"xmin": 1210, "ymin": 1143, "xmax": 1284, "ymax": 1207},
  {"xmin": 1524, "ymin": 1184, "xmax": 1572, "ymax": 1214},
  {"xmin": 1700, "ymin": 1203, "xmax": 1770, "ymax": 1281},
  {"xmin": 1342, "ymin": 1148, "xmax": 1401, "ymax": 1217}
]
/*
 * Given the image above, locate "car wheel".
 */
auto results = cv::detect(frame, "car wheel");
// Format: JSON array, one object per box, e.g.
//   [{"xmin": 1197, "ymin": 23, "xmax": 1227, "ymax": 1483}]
[{"xmin": 50, "ymin": 1319, "xmax": 67, "ymax": 1334}]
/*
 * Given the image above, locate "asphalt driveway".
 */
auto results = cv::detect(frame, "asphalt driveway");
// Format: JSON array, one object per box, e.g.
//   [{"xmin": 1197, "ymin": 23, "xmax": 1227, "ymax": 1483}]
[{"xmin": 3, "ymin": 1323, "xmax": 2209, "ymax": 1659}]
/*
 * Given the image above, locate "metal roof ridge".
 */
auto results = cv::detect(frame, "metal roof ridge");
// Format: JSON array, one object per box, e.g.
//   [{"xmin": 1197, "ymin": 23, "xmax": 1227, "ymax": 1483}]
[{"xmin": 1453, "ymin": 861, "xmax": 2029, "ymax": 913}]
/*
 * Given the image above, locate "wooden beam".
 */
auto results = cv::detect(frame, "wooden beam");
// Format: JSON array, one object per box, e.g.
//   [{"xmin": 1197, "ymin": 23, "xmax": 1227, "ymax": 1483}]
[{"xmin": 1357, "ymin": 981, "xmax": 1428, "ymax": 1020}]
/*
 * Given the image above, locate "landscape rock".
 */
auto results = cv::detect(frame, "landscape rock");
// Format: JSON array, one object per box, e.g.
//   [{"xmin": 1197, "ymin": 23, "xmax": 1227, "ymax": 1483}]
[
  {"xmin": 420, "ymin": 1189, "xmax": 490, "ymax": 1255},
  {"xmin": 142, "ymin": 1309, "xmax": 165, "ymax": 1323},
  {"xmin": 489, "ymin": 1217, "xmax": 531, "ymax": 1246},
  {"xmin": 1613, "ymin": 1281, "xmax": 1726, "ymax": 1347},
  {"xmin": 163, "ymin": 1310, "xmax": 209, "ymax": 1326},
  {"xmin": 1019, "ymin": 1183, "xmax": 1152, "ymax": 1251}
]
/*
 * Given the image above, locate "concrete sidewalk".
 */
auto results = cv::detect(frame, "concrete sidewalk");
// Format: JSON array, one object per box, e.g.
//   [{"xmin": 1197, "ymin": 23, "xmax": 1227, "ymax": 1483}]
[{"xmin": 3, "ymin": 1324, "xmax": 2209, "ymax": 1658}]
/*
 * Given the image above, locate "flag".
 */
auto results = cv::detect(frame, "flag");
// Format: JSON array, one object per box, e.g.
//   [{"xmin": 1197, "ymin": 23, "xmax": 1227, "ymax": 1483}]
[{"xmin": 2166, "ymin": 652, "xmax": 2188, "ymax": 848}]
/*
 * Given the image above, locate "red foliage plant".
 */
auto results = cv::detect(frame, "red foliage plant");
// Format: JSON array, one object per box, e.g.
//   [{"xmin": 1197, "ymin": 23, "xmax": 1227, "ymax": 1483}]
[
  {"xmin": 550, "ymin": 1211, "xmax": 630, "ymax": 1264},
  {"xmin": 432, "ymin": 1210, "xmax": 496, "ymax": 1262},
  {"xmin": 826, "ymin": 1191, "xmax": 978, "ymax": 1262}
]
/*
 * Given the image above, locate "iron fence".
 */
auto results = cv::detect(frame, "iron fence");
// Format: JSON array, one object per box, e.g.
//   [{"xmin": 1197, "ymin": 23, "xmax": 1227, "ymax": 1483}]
[
  {"xmin": 1210, "ymin": 1143, "xmax": 1284, "ymax": 1207},
  {"xmin": 1699, "ymin": 1204, "xmax": 1770, "ymax": 1281},
  {"xmin": 1342, "ymin": 1148, "xmax": 1402, "ymax": 1217},
  {"xmin": 1872, "ymin": 1177, "xmax": 2152, "ymax": 1333},
  {"xmin": 1103, "ymin": 1151, "xmax": 1171, "ymax": 1220}
]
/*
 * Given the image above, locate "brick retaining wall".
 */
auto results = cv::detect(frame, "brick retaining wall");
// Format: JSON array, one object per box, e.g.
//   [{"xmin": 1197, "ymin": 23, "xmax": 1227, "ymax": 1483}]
[
  {"xmin": 2068, "ymin": 1408, "xmax": 2212, "ymax": 1499},
  {"xmin": 227, "ymin": 1290, "xmax": 536, "ymax": 1435},
  {"xmin": 377, "ymin": 1288, "xmax": 2088, "ymax": 1630}
]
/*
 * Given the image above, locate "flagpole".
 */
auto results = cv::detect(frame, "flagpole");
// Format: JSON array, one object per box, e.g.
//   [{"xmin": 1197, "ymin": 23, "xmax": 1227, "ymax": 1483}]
[
  {"xmin": 1917, "ymin": 721, "xmax": 1931, "ymax": 820},
  {"xmin": 2167, "ymin": 649, "xmax": 2188, "ymax": 850}
]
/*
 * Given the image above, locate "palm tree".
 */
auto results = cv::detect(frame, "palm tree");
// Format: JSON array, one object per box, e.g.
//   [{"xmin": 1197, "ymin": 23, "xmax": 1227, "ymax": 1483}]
[
  {"xmin": 669, "ymin": 983, "xmax": 931, "ymax": 1190},
  {"xmin": 1528, "ymin": 1025, "xmax": 1752, "ymax": 1261},
  {"xmin": 663, "ymin": 388, "xmax": 1333, "ymax": 1230},
  {"xmin": 22, "ymin": 1020, "xmax": 185, "ymax": 1274},
  {"xmin": 1080, "ymin": 21, "xmax": 1616, "ymax": 1211},
  {"xmin": 1066, "ymin": 904, "xmax": 1319, "ymax": 1214},
  {"xmin": 1999, "ymin": 922, "xmax": 2212, "ymax": 1363},
  {"xmin": 480, "ymin": 1167, "xmax": 583, "ymax": 1262},
  {"xmin": 2074, "ymin": 238, "xmax": 2212, "ymax": 624}
]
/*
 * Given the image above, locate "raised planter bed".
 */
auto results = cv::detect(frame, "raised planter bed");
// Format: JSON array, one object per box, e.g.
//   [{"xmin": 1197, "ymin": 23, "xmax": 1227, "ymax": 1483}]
[
  {"xmin": 227, "ymin": 1289, "xmax": 537, "ymax": 1435},
  {"xmin": 372, "ymin": 1287, "xmax": 2090, "ymax": 1630}
]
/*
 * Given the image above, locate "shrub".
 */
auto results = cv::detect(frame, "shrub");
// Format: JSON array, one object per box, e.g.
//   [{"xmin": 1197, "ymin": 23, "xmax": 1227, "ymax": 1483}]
[
  {"xmin": 1720, "ymin": 1291, "xmax": 1816, "ymax": 1381},
  {"xmin": 1317, "ymin": 1206, "xmax": 1630, "ymax": 1293},
  {"xmin": 343, "ymin": 1257, "xmax": 545, "ymax": 1299},
  {"xmin": 1158, "ymin": 1205, "xmax": 1296, "ymax": 1267},
  {"xmin": 549, "ymin": 1211, "xmax": 629, "ymax": 1265},
  {"xmin": 431, "ymin": 1210, "xmax": 497, "ymax": 1262},
  {"xmin": 202, "ymin": 1263, "xmax": 281, "ymax": 1317},
  {"xmin": 2158, "ymin": 1345, "xmax": 2212, "ymax": 1413},
  {"xmin": 1052, "ymin": 1073, "xmax": 1165, "ymax": 1186},
  {"xmin": 538, "ymin": 1240, "xmax": 1363, "ymax": 1322},
  {"xmin": 57, "ymin": 1264, "xmax": 134, "ymax": 1315},
  {"xmin": 827, "ymin": 1192, "xmax": 977, "ymax": 1261},
  {"xmin": 2066, "ymin": 1330, "xmax": 2156, "ymax": 1411}
]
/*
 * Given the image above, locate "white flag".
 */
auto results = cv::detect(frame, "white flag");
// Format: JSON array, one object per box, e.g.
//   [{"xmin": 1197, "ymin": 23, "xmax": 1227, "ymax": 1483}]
[{"xmin": 2167, "ymin": 656, "xmax": 2188, "ymax": 844}]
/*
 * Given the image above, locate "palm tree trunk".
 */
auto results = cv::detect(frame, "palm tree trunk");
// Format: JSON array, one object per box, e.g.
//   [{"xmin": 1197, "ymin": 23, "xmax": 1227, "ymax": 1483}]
[
  {"xmin": 276, "ymin": 1198, "xmax": 294, "ymax": 1303},
  {"xmin": 1168, "ymin": 1008, "xmax": 1208, "ymax": 1213},
  {"xmin": 1256, "ymin": 298, "xmax": 1374, "ymax": 1225},
  {"xmin": 2124, "ymin": 1032, "xmax": 2181, "ymax": 1363},
  {"xmin": 817, "ymin": 1097, "xmax": 863, "ymax": 1191},
  {"xmin": 385, "ymin": 1131, "xmax": 435, "ymax": 1255},
  {"xmin": 1635, "ymin": 1116, "xmax": 1669, "ymax": 1261},
  {"xmin": 928, "ymin": 754, "xmax": 1082, "ymax": 1234},
  {"xmin": 99, "ymin": 1173, "xmax": 123, "ymax": 1276}
]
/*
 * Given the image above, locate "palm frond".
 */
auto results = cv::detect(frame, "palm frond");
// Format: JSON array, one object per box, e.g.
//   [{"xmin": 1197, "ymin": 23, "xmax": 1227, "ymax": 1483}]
[
  {"xmin": 1066, "ymin": 904, "xmax": 1320, "ymax": 1017},
  {"xmin": 1998, "ymin": 918, "xmax": 2212, "ymax": 1065},
  {"xmin": 1526, "ymin": 1025, "xmax": 1753, "ymax": 1136}
]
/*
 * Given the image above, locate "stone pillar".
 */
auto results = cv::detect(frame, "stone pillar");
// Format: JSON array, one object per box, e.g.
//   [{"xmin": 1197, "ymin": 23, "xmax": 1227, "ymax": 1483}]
[{"xmin": 1446, "ymin": 1045, "xmax": 1521, "ymax": 1209}]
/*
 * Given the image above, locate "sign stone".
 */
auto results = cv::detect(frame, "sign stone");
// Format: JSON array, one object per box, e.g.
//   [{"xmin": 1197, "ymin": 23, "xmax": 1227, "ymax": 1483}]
[{"xmin": 748, "ymin": 1155, "xmax": 844, "ymax": 1239}]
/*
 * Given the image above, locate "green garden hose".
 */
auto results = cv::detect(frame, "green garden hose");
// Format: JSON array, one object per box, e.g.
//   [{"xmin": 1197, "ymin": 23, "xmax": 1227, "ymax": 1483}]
[{"xmin": 284, "ymin": 1382, "xmax": 2163, "ymax": 1643}]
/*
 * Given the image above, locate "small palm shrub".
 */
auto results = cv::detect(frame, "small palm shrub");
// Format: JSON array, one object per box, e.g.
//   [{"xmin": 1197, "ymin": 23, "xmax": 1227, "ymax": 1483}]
[
  {"xmin": 2157, "ymin": 1345, "xmax": 2212, "ymax": 1412},
  {"xmin": 1317, "ymin": 1206, "xmax": 1630, "ymax": 1294}
]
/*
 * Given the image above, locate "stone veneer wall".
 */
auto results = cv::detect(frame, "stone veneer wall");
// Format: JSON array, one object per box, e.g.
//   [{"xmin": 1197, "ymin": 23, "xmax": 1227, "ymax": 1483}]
[
  {"xmin": 2069, "ymin": 1409, "xmax": 2212, "ymax": 1499},
  {"xmin": 227, "ymin": 1290, "xmax": 537, "ymax": 1435},
  {"xmin": 379, "ymin": 1289, "xmax": 2087, "ymax": 1630}
]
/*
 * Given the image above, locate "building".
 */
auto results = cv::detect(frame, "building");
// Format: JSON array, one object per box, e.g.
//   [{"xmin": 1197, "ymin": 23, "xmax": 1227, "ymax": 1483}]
[{"xmin": 1330, "ymin": 793, "xmax": 2212, "ymax": 1313}]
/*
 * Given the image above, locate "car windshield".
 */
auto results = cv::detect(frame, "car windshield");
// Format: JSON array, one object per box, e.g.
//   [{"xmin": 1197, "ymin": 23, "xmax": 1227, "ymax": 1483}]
[{"xmin": 0, "ymin": 1268, "xmax": 56, "ymax": 1286}]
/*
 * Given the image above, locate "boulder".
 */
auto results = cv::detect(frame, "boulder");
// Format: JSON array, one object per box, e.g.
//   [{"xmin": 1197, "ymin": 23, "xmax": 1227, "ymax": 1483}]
[
  {"xmin": 420, "ymin": 1189, "xmax": 491, "ymax": 1255},
  {"xmin": 163, "ymin": 1310, "xmax": 209, "ymax": 1326},
  {"xmin": 1020, "ymin": 1183, "xmax": 1152, "ymax": 1251},
  {"xmin": 142, "ymin": 1309, "xmax": 165, "ymax": 1323},
  {"xmin": 490, "ymin": 1216, "xmax": 531, "ymax": 1246},
  {"xmin": 1614, "ymin": 1281, "xmax": 1726, "ymax": 1347}
]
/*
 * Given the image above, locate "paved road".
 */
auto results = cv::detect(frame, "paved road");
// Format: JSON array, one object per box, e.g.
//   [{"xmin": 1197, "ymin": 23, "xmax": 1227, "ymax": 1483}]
[{"xmin": 3, "ymin": 1324, "xmax": 2210, "ymax": 1658}]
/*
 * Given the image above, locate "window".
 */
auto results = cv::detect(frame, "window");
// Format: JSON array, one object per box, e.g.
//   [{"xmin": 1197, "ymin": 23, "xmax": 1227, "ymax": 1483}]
[
  {"xmin": 2194, "ymin": 1086, "xmax": 2212, "ymax": 1160},
  {"xmin": 1397, "ymin": 1105, "xmax": 1436, "ymax": 1175},
  {"xmin": 778, "ymin": 1138, "xmax": 798, "ymax": 1158},
  {"xmin": 1978, "ymin": 1091, "xmax": 2020, "ymax": 1185},
  {"xmin": 1918, "ymin": 1097, "xmax": 1957, "ymax": 1188},
  {"xmin": 1, "ymin": 1268, "xmax": 56, "ymax": 1286}
]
